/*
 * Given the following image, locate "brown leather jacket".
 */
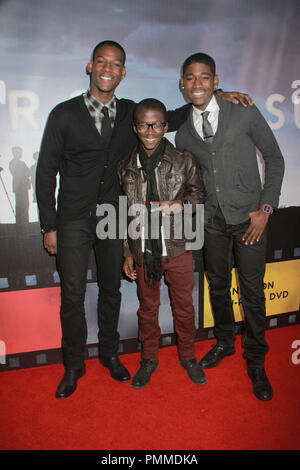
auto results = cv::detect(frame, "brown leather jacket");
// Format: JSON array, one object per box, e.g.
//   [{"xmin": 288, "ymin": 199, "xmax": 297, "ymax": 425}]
[{"xmin": 118, "ymin": 139, "xmax": 205, "ymax": 266}]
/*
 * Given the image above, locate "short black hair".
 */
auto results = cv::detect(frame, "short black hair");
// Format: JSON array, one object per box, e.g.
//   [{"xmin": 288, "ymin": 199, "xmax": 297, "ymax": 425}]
[
  {"xmin": 134, "ymin": 98, "xmax": 167, "ymax": 123},
  {"xmin": 92, "ymin": 40, "xmax": 126, "ymax": 65},
  {"xmin": 182, "ymin": 52, "xmax": 216, "ymax": 76}
]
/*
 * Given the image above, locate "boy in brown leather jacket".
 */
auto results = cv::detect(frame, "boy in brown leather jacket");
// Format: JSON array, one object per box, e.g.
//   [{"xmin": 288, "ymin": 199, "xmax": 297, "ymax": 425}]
[{"xmin": 118, "ymin": 98, "xmax": 206, "ymax": 389}]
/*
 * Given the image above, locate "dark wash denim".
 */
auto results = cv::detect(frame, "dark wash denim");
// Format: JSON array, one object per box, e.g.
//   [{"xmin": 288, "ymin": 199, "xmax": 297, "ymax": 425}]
[
  {"xmin": 203, "ymin": 206, "xmax": 269, "ymax": 366},
  {"xmin": 56, "ymin": 214, "xmax": 123, "ymax": 369}
]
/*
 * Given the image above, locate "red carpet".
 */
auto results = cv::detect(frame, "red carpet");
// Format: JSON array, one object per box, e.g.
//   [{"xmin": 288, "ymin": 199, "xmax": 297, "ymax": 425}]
[{"xmin": 0, "ymin": 325, "xmax": 299, "ymax": 450}]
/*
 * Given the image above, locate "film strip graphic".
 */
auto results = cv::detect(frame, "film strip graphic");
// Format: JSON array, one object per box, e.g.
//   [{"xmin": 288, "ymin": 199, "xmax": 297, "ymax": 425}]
[
  {"xmin": 1, "ymin": 311, "xmax": 299, "ymax": 372},
  {"xmin": 0, "ymin": 207, "xmax": 299, "ymax": 292},
  {"xmin": 0, "ymin": 207, "xmax": 299, "ymax": 371}
]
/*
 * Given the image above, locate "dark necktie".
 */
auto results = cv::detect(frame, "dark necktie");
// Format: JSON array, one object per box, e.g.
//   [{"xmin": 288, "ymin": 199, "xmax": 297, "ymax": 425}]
[
  {"xmin": 101, "ymin": 106, "xmax": 112, "ymax": 141},
  {"xmin": 201, "ymin": 111, "xmax": 214, "ymax": 144}
]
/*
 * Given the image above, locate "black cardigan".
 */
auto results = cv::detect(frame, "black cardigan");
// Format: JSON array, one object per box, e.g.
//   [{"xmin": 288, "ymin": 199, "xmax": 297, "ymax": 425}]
[{"xmin": 36, "ymin": 94, "xmax": 190, "ymax": 232}]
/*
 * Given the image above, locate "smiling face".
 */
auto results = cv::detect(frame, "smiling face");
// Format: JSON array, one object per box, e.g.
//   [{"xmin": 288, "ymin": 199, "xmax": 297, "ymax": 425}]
[
  {"xmin": 181, "ymin": 62, "xmax": 219, "ymax": 110},
  {"xmin": 87, "ymin": 45, "xmax": 126, "ymax": 103},
  {"xmin": 134, "ymin": 108, "xmax": 168, "ymax": 157}
]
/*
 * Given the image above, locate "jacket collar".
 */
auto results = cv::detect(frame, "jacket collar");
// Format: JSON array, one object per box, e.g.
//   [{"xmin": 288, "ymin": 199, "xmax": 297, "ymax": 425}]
[{"xmin": 124, "ymin": 138, "xmax": 176, "ymax": 173}]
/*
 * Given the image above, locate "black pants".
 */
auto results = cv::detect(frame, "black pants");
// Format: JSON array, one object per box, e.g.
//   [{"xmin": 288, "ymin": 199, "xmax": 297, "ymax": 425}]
[
  {"xmin": 56, "ymin": 216, "xmax": 123, "ymax": 369},
  {"xmin": 203, "ymin": 206, "xmax": 269, "ymax": 367}
]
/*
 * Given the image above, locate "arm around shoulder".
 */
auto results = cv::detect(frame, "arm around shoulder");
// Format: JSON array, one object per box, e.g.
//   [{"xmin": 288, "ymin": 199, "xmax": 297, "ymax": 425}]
[
  {"xmin": 182, "ymin": 150, "xmax": 206, "ymax": 208},
  {"xmin": 166, "ymin": 104, "xmax": 191, "ymax": 132}
]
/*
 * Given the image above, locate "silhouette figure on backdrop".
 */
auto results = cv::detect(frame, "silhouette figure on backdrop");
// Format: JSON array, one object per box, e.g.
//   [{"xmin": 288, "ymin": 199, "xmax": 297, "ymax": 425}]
[
  {"xmin": 9, "ymin": 146, "xmax": 31, "ymax": 226},
  {"xmin": 0, "ymin": 154, "xmax": 16, "ymax": 223},
  {"xmin": 30, "ymin": 152, "xmax": 39, "ymax": 203}
]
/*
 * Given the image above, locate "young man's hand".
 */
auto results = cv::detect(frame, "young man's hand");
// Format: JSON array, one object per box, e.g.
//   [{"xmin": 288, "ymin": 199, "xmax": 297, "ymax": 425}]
[
  {"xmin": 217, "ymin": 90, "xmax": 254, "ymax": 107},
  {"xmin": 150, "ymin": 200, "xmax": 183, "ymax": 216},
  {"xmin": 242, "ymin": 210, "xmax": 270, "ymax": 245},
  {"xmin": 123, "ymin": 256, "xmax": 137, "ymax": 280},
  {"xmin": 43, "ymin": 231, "xmax": 57, "ymax": 255}
]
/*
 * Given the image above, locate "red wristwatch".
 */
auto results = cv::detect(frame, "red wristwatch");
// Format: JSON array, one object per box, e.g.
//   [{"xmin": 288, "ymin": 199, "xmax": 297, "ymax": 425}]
[{"xmin": 260, "ymin": 204, "xmax": 273, "ymax": 214}]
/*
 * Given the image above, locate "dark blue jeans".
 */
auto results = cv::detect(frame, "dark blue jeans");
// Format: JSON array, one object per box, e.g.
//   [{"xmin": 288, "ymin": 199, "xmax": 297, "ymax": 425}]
[
  {"xmin": 203, "ymin": 206, "xmax": 269, "ymax": 367},
  {"xmin": 56, "ymin": 216, "xmax": 123, "ymax": 369}
]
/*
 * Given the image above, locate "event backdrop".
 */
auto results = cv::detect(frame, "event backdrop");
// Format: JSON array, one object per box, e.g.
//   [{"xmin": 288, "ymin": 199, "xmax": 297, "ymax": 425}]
[{"xmin": 0, "ymin": 0, "xmax": 299, "ymax": 370}]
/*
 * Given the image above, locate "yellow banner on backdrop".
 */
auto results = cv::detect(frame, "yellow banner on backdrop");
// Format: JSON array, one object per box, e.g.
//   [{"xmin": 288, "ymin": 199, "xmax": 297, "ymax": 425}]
[{"xmin": 203, "ymin": 259, "xmax": 300, "ymax": 328}]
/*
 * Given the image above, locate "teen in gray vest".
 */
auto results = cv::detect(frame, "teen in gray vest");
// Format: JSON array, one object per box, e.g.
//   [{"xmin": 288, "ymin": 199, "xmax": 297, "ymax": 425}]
[{"xmin": 176, "ymin": 53, "xmax": 284, "ymax": 401}]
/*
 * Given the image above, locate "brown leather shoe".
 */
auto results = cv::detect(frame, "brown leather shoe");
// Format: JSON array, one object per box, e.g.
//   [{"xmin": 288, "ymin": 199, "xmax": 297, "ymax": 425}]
[
  {"xmin": 180, "ymin": 358, "xmax": 207, "ymax": 385},
  {"xmin": 132, "ymin": 359, "xmax": 159, "ymax": 389}
]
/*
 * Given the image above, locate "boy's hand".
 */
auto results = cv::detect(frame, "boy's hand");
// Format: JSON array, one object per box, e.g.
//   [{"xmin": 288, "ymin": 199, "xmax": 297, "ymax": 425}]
[
  {"xmin": 123, "ymin": 256, "xmax": 137, "ymax": 280},
  {"xmin": 150, "ymin": 200, "xmax": 183, "ymax": 216}
]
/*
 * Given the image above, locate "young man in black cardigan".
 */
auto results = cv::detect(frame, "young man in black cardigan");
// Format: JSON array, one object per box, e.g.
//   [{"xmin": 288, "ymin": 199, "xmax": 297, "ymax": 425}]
[{"xmin": 36, "ymin": 41, "xmax": 252, "ymax": 399}]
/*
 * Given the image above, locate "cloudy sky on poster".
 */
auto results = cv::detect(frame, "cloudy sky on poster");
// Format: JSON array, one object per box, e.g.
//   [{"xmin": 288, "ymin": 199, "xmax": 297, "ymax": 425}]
[{"xmin": 0, "ymin": 0, "xmax": 299, "ymax": 222}]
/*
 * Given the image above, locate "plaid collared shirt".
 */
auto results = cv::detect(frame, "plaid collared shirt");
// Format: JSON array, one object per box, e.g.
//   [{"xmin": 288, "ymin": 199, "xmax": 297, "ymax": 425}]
[{"xmin": 83, "ymin": 89, "xmax": 117, "ymax": 135}]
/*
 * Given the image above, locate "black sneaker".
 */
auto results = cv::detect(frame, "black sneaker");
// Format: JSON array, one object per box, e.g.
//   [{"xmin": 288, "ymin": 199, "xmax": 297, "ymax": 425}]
[
  {"xmin": 180, "ymin": 358, "xmax": 207, "ymax": 385},
  {"xmin": 132, "ymin": 359, "xmax": 159, "ymax": 389}
]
